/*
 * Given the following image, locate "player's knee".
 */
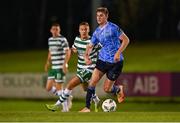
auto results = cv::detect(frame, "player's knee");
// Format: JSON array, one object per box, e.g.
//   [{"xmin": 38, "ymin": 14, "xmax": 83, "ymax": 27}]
[{"xmin": 46, "ymin": 86, "xmax": 51, "ymax": 91}]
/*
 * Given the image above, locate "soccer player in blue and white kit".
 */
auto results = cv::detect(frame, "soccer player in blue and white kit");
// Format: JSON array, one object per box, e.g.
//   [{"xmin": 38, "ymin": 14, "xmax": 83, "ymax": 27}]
[{"xmin": 80, "ymin": 7, "xmax": 130, "ymax": 112}]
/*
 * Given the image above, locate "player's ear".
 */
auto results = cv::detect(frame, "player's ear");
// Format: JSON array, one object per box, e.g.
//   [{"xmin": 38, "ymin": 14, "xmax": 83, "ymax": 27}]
[
  {"xmin": 106, "ymin": 14, "xmax": 108, "ymax": 19},
  {"xmin": 87, "ymin": 26, "xmax": 90, "ymax": 33},
  {"xmin": 59, "ymin": 27, "xmax": 61, "ymax": 32},
  {"xmin": 79, "ymin": 27, "xmax": 81, "ymax": 33}
]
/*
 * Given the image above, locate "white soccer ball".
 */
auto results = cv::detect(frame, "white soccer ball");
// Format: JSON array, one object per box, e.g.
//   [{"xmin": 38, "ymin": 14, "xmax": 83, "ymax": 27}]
[{"xmin": 102, "ymin": 99, "xmax": 117, "ymax": 112}]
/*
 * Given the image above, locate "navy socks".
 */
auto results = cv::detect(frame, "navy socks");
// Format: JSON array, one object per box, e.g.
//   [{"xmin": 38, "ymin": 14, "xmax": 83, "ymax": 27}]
[{"xmin": 85, "ymin": 86, "xmax": 95, "ymax": 109}]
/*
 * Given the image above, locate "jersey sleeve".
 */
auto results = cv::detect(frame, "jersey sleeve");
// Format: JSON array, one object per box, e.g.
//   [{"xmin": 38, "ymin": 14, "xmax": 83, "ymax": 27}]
[
  {"xmin": 72, "ymin": 37, "xmax": 77, "ymax": 49},
  {"xmin": 91, "ymin": 31, "xmax": 99, "ymax": 45},
  {"xmin": 62, "ymin": 38, "xmax": 69, "ymax": 50},
  {"xmin": 114, "ymin": 26, "xmax": 123, "ymax": 37},
  {"xmin": 48, "ymin": 38, "xmax": 51, "ymax": 51}
]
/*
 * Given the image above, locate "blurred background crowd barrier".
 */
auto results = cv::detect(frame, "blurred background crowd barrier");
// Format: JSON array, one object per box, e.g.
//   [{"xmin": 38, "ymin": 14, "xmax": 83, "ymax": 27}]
[{"xmin": 0, "ymin": 72, "xmax": 179, "ymax": 98}]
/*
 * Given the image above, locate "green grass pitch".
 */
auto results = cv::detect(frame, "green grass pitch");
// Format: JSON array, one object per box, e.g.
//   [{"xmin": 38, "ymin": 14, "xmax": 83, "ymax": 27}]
[
  {"xmin": 0, "ymin": 99, "xmax": 180, "ymax": 122},
  {"xmin": 0, "ymin": 41, "xmax": 180, "ymax": 122},
  {"xmin": 0, "ymin": 41, "xmax": 180, "ymax": 72}
]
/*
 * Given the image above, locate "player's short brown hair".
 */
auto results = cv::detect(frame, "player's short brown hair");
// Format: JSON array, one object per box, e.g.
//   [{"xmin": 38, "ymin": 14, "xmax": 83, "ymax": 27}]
[
  {"xmin": 51, "ymin": 23, "xmax": 60, "ymax": 28},
  {"xmin": 96, "ymin": 7, "xmax": 109, "ymax": 16},
  {"xmin": 79, "ymin": 22, "xmax": 89, "ymax": 27}
]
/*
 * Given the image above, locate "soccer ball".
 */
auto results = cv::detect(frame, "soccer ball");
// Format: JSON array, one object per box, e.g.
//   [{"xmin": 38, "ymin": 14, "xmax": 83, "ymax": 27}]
[{"xmin": 102, "ymin": 99, "xmax": 117, "ymax": 112}]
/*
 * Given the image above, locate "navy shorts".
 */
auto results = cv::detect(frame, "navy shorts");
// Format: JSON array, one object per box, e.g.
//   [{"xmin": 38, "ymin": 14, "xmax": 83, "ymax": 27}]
[{"xmin": 95, "ymin": 59, "xmax": 123, "ymax": 81}]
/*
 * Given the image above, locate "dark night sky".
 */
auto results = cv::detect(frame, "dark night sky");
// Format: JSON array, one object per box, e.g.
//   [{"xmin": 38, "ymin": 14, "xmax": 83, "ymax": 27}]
[
  {"xmin": 0, "ymin": 0, "xmax": 92, "ymax": 50},
  {"xmin": 1, "ymin": 0, "xmax": 180, "ymax": 51}
]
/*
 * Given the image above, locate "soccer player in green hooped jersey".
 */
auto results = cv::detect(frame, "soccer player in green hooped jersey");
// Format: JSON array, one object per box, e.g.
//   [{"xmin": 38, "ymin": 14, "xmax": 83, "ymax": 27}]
[
  {"xmin": 44, "ymin": 23, "xmax": 71, "ymax": 112},
  {"xmin": 45, "ymin": 22, "xmax": 100, "ymax": 112}
]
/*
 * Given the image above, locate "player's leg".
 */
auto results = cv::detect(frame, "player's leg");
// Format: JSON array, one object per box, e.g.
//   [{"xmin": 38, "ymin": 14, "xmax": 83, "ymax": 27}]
[
  {"xmin": 46, "ymin": 76, "xmax": 81, "ymax": 111},
  {"xmin": 81, "ymin": 83, "xmax": 100, "ymax": 104},
  {"xmin": 56, "ymin": 76, "xmax": 81, "ymax": 106},
  {"xmin": 65, "ymin": 76, "xmax": 81, "ymax": 109},
  {"xmin": 104, "ymin": 79, "xmax": 125, "ymax": 103},
  {"xmin": 55, "ymin": 70, "xmax": 69, "ymax": 112},
  {"xmin": 103, "ymin": 78, "xmax": 119, "ymax": 94},
  {"xmin": 46, "ymin": 69, "xmax": 57, "ymax": 95},
  {"xmin": 55, "ymin": 82, "xmax": 63, "ymax": 95},
  {"xmin": 81, "ymin": 82, "xmax": 88, "ymax": 91},
  {"xmin": 60, "ymin": 69, "xmax": 100, "ymax": 110},
  {"xmin": 105, "ymin": 61, "xmax": 125, "ymax": 103},
  {"xmin": 79, "ymin": 70, "xmax": 100, "ymax": 112},
  {"xmin": 48, "ymin": 82, "xmax": 68, "ymax": 112},
  {"xmin": 117, "ymin": 85, "xmax": 125, "ymax": 103},
  {"xmin": 46, "ymin": 79, "xmax": 56, "ymax": 94},
  {"xmin": 79, "ymin": 68, "xmax": 104, "ymax": 112}
]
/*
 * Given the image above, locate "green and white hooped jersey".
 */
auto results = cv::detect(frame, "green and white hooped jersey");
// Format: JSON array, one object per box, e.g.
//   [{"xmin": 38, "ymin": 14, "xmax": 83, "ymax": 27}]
[
  {"xmin": 72, "ymin": 36, "xmax": 101, "ymax": 73},
  {"xmin": 48, "ymin": 36, "xmax": 69, "ymax": 69}
]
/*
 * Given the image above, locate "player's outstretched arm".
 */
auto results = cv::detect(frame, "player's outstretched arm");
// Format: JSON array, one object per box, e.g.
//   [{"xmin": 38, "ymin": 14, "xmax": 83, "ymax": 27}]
[
  {"xmin": 63, "ymin": 49, "xmax": 71, "ymax": 73},
  {"xmin": 45, "ymin": 51, "xmax": 51, "ymax": 72},
  {"xmin": 114, "ymin": 33, "xmax": 130, "ymax": 62},
  {"xmin": 84, "ymin": 44, "xmax": 93, "ymax": 65}
]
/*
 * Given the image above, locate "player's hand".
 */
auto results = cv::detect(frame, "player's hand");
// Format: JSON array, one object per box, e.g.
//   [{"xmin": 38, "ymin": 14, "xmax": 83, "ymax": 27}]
[
  {"xmin": 63, "ymin": 63, "xmax": 68, "ymax": 74},
  {"xmin": 72, "ymin": 47, "xmax": 77, "ymax": 53},
  {"xmin": 114, "ymin": 52, "xmax": 120, "ymax": 62},
  {"xmin": 84, "ymin": 56, "xmax": 92, "ymax": 65}
]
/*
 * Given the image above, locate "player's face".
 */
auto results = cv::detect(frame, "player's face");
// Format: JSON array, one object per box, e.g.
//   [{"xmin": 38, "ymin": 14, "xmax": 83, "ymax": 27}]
[
  {"xmin": 96, "ymin": 12, "xmax": 108, "ymax": 26},
  {"xmin": 79, "ymin": 25, "xmax": 90, "ymax": 39},
  {"xmin": 50, "ymin": 26, "xmax": 60, "ymax": 37}
]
